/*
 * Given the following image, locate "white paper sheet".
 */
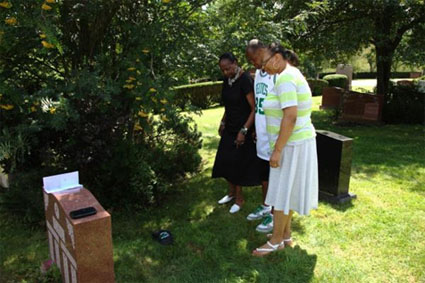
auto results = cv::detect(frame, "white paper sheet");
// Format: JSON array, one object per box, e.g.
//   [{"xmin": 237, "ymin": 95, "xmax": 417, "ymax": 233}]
[{"xmin": 43, "ymin": 171, "xmax": 82, "ymax": 193}]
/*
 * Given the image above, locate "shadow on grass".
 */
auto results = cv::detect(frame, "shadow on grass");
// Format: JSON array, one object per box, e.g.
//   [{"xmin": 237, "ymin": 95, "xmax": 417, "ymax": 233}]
[
  {"xmin": 321, "ymin": 199, "xmax": 355, "ymax": 212},
  {"xmin": 112, "ymin": 173, "xmax": 317, "ymax": 282},
  {"xmin": 201, "ymin": 135, "xmax": 220, "ymax": 152},
  {"xmin": 312, "ymin": 109, "xmax": 424, "ymax": 195}
]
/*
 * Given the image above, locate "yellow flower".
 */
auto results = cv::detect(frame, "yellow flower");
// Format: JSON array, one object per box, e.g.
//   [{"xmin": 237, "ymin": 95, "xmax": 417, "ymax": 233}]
[
  {"xmin": 5, "ymin": 17, "xmax": 17, "ymax": 25},
  {"xmin": 162, "ymin": 0, "xmax": 171, "ymax": 4},
  {"xmin": 138, "ymin": 110, "xmax": 149, "ymax": 118},
  {"xmin": 31, "ymin": 106, "xmax": 37, "ymax": 112},
  {"xmin": 151, "ymin": 97, "xmax": 157, "ymax": 103},
  {"xmin": 42, "ymin": 3, "xmax": 52, "ymax": 10},
  {"xmin": 149, "ymin": 88, "xmax": 157, "ymax": 93},
  {"xmin": 135, "ymin": 97, "xmax": 142, "ymax": 101},
  {"xmin": 41, "ymin": 41, "xmax": 55, "ymax": 49},
  {"xmin": 123, "ymin": 84, "xmax": 135, "ymax": 89},
  {"xmin": 39, "ymin": 33, "xmax": 47, "ymax": 39},
  {"xmin": 127, "ymin": 67, "xmax": 136, "ymax": 71},
  {"xmin": 136, "ymin": 58, "xmax": 140, "ymax": 62},
  {"xmin": 0, "ymin": 2, "xmax": 12, "ymax": 8},
  {"xmin": 128, "ymin": 76, "xmax": 136, "ymax": 81},
  {"xmin": 161, "ymin": 115, "xmax": 169, "ymax": 122},
  {"xmin": 49, "ymin": 107, "xmax": 56, "ymax": 114},
  {"xmin": 160, "ymin": 108, "xmax": 165, "ymax": 112},
  {"xmin": 46, "ymin": 0, "xmax": 55, "ymax": 3},
  {"xmin": 125, "ymin": 79, "xmax": 132, "ymax": 83},
  {"xmin": 134, "ymin": 123, "xmax": 143, "ymax": 131},
  {"xmin": 0, "ymin": 104, "xmax": 13, "ymax": 110},
  {"xmin": 160, "ymin": 98, "xmax": 167, "ymax": 104},
  {"xmin": 142, "ymin": 49, "xmax": 150, "ymax": 54}
]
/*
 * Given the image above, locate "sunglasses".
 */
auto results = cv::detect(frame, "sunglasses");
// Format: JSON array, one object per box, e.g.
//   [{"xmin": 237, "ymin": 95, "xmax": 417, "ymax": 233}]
[{"xmin": 261, "ymin": 53, "xmax": 275, "ymax": 69}]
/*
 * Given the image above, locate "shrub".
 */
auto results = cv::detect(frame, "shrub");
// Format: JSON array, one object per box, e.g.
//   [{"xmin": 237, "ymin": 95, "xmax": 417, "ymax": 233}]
[
  {"xmin": 323, "ymin": 74, "xmax": 348, "ymax": 89},
  {"xmin": 173, "ymin": 81, "xmax": 222, "ymax": 109},
  {"xmin": 318, "ymin": 72, "xmax": 335, "ymax": 79},
  {"xmin": 353, "ymin": 72, "xmax": 421, "ymax": 79},
  {"xmin": 413, "ymin": 75, "xmax": 425, "ymax": 82},
  {"xmin": 383, "ymin": 83, "xmax": 424, "ymax": 124},
  {"xmin": 307, "ymin": 79, "xmax": 329, "ymax": 96},
  {"xmin": 0, "ymin": 1, "xmax": 203, "ymax": 223}
]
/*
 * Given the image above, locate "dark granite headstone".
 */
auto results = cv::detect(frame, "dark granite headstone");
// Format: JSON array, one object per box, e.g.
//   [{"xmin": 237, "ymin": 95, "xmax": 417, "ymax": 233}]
[{"xmin": 316, "ymin": 130, "xmax": 356, "ymax": 203}]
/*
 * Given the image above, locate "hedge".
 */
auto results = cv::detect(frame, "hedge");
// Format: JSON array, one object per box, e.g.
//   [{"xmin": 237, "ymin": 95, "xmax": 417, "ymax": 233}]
[
  {"xmin": 173, "ymin": 81, "xmax": 222, "ymax": 109},
  {"xmin": 307, "ymin": 78, "xmax": 329, "ymax": 96},
  {"xmin": 383, "ymin": 83, "xmax": 424, "ymax": 124},
  {"xmin": 323, "ymin": 74, "xmax": 348, "ymax": 89},
  {"xmin": 320, "ymin": 72, "xmax": 423, "ymax": 79}
]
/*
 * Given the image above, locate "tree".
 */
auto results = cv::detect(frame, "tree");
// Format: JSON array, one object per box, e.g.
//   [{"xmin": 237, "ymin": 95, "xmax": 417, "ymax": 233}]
[
  {"xmin": 0, "ymin": 0, "xmax": 210, "ymax": 219},
  {"xmin": 278, "ymin": 0, "xmax": 425, "ymax": 97}
]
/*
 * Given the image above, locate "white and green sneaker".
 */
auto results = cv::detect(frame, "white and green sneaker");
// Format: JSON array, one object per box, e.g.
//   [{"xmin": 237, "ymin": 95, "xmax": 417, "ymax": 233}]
[
  {"xmin": 256, "ymin": 214, "xmax": 274, "ymax": 233},
  {"xmin": 246, "ymin": 205, "xmax": 272, "ymax": 221}
]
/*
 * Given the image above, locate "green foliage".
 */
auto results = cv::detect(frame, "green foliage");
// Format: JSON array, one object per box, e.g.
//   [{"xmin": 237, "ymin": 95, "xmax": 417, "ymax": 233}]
[
  {"xmin": 0, "ymin": 0, "xmax": 205, "ymax": 222},
  {"xmin": 383, "ymin": 83, "xmax": 424, "ymax": 124},
  {"xmin": 414, "ymin": 75, "xmax": 425, "ymax": 82},
  {"xmin": 307, "ymin": 78, "xmax": 329, "ymax": 96},
  {"xmin": 173, "ymin": 81, "xmax": 222, "ymax": 109},
  {"xmin": 0, "ymin": 170, "xmax": 46, "ymax": 224},
  {"xmin": 2, "ymin": 100, "xmax": 425, "ymax": 282},
  {"xmin": 279, "ymin": 0, "xmax": 425, "ymax": 96},
  {"xmin": 323, "ymin": 74, "xmax": 348, "ymax": 89},
  {"xmin": 199, "ymin": 0, "xmax": 292, "ymax": 80}
]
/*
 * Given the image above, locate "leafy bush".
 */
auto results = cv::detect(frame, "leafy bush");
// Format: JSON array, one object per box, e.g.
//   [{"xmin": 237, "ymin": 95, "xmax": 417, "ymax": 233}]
[
  {"xmin": 383, "ymin": 83, "xmax": 424, "ymax": 124},
  {"xmin": 307, "ymin": 78, "xmax": 329, "ymax": 96},
  {"xmin": 413, "ymin": 75, "xmax": 425, "ymax": 82},
  {"xmin": 0, "ymin": 1, "xmax": 203, "ymax": 223},
  {"xmin": 323, "ymin": 74, "xmax": 348, "ymax": 89},
  {"xmin": 353, "ymin": 72, "xmax": 420, "ymax": 79},
  {"xmin": 318, "ymin": 72, "xmax": 335, "ymax": 79},
  {"xmin": 173, "ymin": 81, "xmax": 222, "ymax": 109}
]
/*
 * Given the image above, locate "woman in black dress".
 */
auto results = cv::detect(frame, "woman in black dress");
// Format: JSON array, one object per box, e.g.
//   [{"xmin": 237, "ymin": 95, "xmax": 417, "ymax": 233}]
[{"xmin": 212, "ymin": 52, "xmax": 261, "ymax": 214}]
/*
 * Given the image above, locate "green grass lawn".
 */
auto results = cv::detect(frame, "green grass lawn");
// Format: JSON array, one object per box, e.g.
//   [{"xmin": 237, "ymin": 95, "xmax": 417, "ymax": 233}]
[{"xmin": 1, "ymin": 97, "xmax": 424, "ymax": 282}]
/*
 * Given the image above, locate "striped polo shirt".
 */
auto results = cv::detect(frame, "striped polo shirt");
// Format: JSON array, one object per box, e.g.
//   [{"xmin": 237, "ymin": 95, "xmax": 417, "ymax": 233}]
[{"xmin": 263, "ymin": 65, "xmax": 315, "ymax": 151}]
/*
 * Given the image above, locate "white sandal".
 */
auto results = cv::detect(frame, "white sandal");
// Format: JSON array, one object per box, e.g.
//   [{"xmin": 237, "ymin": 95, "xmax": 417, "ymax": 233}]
[
  {"xmin": 253, "ymin": 240, "xmax": 284, "ymax": 256},
  {"xmin": 266, "ymin": 234, "xmax": 293, "ymax": 246}
]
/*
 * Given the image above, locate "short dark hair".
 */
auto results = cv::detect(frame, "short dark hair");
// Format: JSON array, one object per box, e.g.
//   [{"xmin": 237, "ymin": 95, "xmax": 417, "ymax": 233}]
[
  {"xmin": 268, "ymin": 43, "xmax": 299, "ymax": 67},
  {"xmin": 219, "ymin": 52, "xmax": 238, "ymax": 64}
]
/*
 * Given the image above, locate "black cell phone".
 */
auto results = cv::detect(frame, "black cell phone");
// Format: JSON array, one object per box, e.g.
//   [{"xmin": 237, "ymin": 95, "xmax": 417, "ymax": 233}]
[{"xmin": 69, "ymin": 206, "xmax": 97, "ymax": 219}]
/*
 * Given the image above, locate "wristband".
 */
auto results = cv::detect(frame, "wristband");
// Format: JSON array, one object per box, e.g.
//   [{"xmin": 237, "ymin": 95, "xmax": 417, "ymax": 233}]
[{"xmin": 239, "ymin": 127, "xmax": 248, "ymax": 135}]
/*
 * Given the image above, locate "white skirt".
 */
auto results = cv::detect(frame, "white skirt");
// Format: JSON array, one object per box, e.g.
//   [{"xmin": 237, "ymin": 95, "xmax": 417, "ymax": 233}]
[{"xmin": 265, "ymin": 138, "xmax": 318, "ymax": 215}]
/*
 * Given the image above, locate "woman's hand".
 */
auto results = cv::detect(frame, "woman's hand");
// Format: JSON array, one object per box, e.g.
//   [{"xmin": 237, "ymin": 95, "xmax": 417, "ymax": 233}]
[
  {"xmin": 235, "ymin": 132, "xmax": 245, "ymax": 148},
  {"xmin": 218, "ymin": 124, "xmax": 225, "ymax": 136},
  {"xmin": 270, "ymin": 149, "xmax": 282, "ymax": 168},
  {"xmin": 252, "ymin": 130, "xmax": 257, "ymax": 143}
]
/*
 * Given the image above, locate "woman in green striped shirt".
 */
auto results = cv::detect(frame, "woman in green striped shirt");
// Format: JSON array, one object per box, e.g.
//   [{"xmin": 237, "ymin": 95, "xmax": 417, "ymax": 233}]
[{"xmin": 253, "ymin": 43, "xmax": 318, "ymax": 257}]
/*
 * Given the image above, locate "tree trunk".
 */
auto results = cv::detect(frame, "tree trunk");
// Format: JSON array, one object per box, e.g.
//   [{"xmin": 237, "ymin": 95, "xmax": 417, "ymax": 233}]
[{"xmin": 375, "ymin": 46, "xmax": 393, "ymax": 97}]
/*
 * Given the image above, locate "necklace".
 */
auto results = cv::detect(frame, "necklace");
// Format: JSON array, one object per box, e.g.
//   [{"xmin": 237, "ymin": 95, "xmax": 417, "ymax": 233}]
[{"xmin": 228, "ymin": 67, "xmax": 242, "ymax": 87}]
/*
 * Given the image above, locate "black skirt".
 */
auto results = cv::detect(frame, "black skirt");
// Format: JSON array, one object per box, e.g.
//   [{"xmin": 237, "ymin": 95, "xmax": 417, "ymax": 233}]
[{"xmin": 212, "ymin": 130, "xmax": 262, "ymax": 186}]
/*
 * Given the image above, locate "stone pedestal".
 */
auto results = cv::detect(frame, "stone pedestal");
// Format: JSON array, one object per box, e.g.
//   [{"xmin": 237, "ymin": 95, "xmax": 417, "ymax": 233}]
[
  {"xmin": 340, "ymin": 91, "xmax": 383, "ymax": 123},
  {"xmin": 316, "ymin": 130, "xmax": 356, "ymax": 203},
  {"xmin": 43, "ymin": 187, "xmax": 114, "ymax": 283},
  {"xmin": 336, "ymin": 64, "xmax": 353, "ymax": 90},
  {"xmin": 320, "ymin": 87, "xmax": 345, "ymax": 110}
]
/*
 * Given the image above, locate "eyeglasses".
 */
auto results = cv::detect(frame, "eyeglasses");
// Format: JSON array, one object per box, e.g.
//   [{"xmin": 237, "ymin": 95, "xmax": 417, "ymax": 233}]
[{"xmin": 261, "ymin": 54, "xmax": 274, "ymax": 69}]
